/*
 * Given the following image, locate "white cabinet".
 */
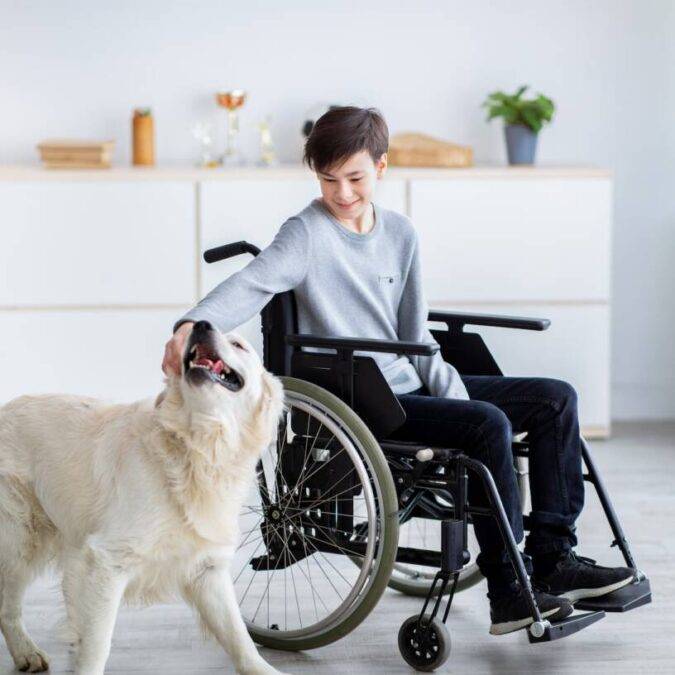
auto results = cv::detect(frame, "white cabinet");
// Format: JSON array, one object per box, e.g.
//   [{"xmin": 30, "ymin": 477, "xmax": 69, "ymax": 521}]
[
  {"xmin": 373, "ymin": 177, "xmax": 407, "ymax": 214},
  {"xmin": 429, "ymin": 304, "xmax": 610, "ymax": 434},
  {"xmin": 0, "ymin": 182, "xmax": 195, "ymax": 306},
  {"xmin": 412, "ymin": 176, "xmax": 612, "ymax": 436},
  {"xmin": 199, "ymin": 179, "xmax": 319, "ymax": 297},
  {"xmin": 198, "ymin": 179, "xmax": 320, "ymax": 355},
  {"xmin": 0, "ymin": 309, "xmax": 187, "ymax": 404},
  {"xmin": 411, "ymin": 178, "xmax": 611, "ymax": 304},
  {"xmin": 0, "ymin": 167, "xmax": 611, "ymax": 435}
]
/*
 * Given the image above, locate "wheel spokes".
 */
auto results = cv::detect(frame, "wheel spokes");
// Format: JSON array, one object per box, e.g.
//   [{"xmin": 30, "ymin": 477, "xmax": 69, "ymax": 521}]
[{"xmin": 234, "ymin": 394, "xmax": 381, "ymax": 637}]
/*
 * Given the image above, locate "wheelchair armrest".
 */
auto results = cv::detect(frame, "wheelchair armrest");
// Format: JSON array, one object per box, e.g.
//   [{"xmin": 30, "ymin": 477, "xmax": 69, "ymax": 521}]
[
  {"xmin": 285, "ymin": 333, "xmax": 439, "ymax": 356},
  {"xmin": 428, "ymin": 310, "xmax": 550, "ymax": 332}
]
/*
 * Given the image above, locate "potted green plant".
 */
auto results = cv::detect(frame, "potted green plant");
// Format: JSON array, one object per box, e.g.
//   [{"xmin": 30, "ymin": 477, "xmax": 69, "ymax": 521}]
[{"xmin": 482, "ymin": 86, "xmax": 555, "ymax": 165}]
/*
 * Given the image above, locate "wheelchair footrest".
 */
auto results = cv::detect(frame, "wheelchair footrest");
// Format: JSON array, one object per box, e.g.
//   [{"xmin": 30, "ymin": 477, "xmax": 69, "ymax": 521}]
[
  {"xmin": 575, "ymin": 577, "xmax": 651, "ymax": 612},
  {"xmin": 528, "ymin": 610, "xmax": 605, "ymax": 643}
]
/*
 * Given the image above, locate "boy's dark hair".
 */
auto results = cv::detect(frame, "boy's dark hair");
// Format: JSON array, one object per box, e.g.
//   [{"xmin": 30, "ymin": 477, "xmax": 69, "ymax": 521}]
[{"xmin": 303, "ymin": 106, "xmax": 389, "ymax": 173}]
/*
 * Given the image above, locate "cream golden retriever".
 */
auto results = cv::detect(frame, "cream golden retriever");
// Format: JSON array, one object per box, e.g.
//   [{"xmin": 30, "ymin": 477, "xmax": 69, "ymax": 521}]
[{"xmin": 0, "ymin": 320, "xmax": 288, "ymax": 675}]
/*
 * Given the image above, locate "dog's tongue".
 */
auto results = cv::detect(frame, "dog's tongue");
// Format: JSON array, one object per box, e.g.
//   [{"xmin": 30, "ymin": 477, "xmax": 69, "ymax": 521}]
[{"xmin": 195, "ymin": 357, "xmax": 225, "ymax": 374}]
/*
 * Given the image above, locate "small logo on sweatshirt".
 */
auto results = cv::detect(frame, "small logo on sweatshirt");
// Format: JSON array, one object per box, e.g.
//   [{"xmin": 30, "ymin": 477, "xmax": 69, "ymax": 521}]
[{"xmin": 378, "ymin": 274, "xmax": 396, "ymax": 285}]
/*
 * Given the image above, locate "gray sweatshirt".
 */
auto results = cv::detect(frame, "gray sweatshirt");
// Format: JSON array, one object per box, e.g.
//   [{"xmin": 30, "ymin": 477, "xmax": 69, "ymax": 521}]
[{"xmin": 175, "ymin": 198, "xmax": 469, "ymax": 400}]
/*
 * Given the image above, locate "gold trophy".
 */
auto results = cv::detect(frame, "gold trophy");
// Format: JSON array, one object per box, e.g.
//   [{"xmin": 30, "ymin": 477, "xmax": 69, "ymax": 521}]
[{"xmin": 216, "ymin": 89, "xmax": 247, "ymax": 166}]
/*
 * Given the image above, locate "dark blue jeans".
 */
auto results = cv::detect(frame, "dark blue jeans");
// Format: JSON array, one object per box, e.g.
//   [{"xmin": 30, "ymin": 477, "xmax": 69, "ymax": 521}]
[{"xmin": 390, "ymin": 377, "xmax": 584, "ymax": 594}]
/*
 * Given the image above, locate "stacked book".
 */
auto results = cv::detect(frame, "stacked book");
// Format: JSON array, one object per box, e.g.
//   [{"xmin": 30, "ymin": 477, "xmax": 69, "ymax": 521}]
[{"xmin": 37, "ymin": 140, "xmax": 115, "ymax": 169}]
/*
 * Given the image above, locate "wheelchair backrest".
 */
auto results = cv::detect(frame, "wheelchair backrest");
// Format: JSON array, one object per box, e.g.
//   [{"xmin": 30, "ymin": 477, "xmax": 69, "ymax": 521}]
[
  {"xmin": 261, "ymin": 290, "xmax": 406, "ymax": 439},
  {"xmin": 261, "ymin": 291, "xmax": 298, "ymax": 376}
]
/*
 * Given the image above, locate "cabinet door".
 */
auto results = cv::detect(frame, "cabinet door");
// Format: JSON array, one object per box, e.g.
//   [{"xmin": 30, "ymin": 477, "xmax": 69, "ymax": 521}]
[
  {"xmin": 198, "ymin": 178, "xmax": 406, "ymax": 355},
  {"xmin": 199, "ymin": 179, "xmax": 319, "ymax": 354},
  {"xmin": 199, "ymin": 179, "xmax": 318, "ymax": 296},
  {"xmin": 411, "ymin": 178, "xmax": 611, "ymax": 304},
  {"xmin": 0, "ymin": 309, "xmax": 186, "ymax": 404},
  {"xmin": 0, "ymin": 182, "xmax": 195, "ymax": 306},
  {"xmin": 375, "ymin": 177, "xmax": 407, "ymax": 214},
  {"xmin": 429, "ymin": 303, "xmax": 610, "ymax": 436}
]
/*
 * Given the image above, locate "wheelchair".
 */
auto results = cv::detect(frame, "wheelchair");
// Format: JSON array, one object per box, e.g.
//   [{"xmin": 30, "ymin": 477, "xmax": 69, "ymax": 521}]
[{"xmin": 206, "ymin": 241, "xmax": 652, "ymax": 671}]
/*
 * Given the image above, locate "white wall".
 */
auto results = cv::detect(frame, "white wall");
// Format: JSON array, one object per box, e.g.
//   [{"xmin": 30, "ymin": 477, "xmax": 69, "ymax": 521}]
[{"xmin": 1, "ymin": 0, "xmax": 673, "ymax": 420}]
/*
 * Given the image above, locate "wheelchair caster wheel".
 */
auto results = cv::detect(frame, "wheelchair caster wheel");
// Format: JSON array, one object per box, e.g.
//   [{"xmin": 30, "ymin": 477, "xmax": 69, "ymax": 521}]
[{"xmin": 398, "ymin": 614, "xmax": 450, "ymax": 671}]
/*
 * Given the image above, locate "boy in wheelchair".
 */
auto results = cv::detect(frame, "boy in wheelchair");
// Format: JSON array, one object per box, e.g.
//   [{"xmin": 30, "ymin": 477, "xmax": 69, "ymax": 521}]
[{"xmin": 163, "ymin": 107, "xmax": 636, "ymax": 638}]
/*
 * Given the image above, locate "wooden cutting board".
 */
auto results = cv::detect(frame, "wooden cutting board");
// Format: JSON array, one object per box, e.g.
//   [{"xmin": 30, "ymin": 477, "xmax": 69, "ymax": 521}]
[{"xmin": 389, "ymin": 132, "xmax": 473, "ymax": 168}]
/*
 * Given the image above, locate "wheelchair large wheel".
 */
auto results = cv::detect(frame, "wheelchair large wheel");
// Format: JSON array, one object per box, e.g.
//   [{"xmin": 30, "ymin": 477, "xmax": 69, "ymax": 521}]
[
  {"xmin": 387, "ymin": 455, "xmax": 529, "ymax": 597},
  {"xmin": 233, "ymin": 377, "xmax": 399, "ymax": 651}
]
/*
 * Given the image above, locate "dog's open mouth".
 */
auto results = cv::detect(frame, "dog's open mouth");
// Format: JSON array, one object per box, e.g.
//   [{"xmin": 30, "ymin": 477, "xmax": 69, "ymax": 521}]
[{"xmin": 183, "ymin": 341, "xmax": 244, "ymax": 392}]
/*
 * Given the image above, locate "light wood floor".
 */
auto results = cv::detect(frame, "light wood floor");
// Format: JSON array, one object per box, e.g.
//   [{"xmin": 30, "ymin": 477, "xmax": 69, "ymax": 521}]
[{"xmin": 1, "ymin": 422, "xmax": 673, "ymax": 674}]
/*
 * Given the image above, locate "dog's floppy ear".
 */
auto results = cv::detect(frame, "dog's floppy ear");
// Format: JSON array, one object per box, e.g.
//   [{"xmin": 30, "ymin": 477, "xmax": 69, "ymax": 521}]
[{"xmin": 257, "ymin": 371, "xmax": 285, "ymax": 442}]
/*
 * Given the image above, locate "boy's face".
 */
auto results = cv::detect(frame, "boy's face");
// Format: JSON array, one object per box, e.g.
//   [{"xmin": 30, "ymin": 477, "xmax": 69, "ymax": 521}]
[{"xmin": 316, "ymin": 150, "xmax": 387, "ymax": 221}]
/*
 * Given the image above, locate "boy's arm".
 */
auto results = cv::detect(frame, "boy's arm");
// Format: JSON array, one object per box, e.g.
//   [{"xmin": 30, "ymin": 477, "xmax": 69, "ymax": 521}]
[
  {"xmin": 173, "ymin": 217, "xmax": 310, "ymax": 334},
  {"xmin": 397, "ymin": 232, "xmax": 470, "ymax": 400}
]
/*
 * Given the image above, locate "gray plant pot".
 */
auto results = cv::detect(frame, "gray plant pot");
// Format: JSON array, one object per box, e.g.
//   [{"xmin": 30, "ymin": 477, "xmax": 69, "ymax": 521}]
[{"xmin": 504, "ymin": 124, "xmax": 538, "ymax": 165}]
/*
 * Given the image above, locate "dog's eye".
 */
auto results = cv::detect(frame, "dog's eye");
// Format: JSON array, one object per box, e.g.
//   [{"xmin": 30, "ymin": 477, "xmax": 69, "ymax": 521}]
[{"xmin": 231, "ymin": 340, "xmax": 247, "ymax": 351}]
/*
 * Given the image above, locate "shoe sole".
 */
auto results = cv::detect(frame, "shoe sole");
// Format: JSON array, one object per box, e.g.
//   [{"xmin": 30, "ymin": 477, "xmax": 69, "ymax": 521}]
[
  {"xmin": 489, "ymin": 606, "xmax": 562, "ymax": 636},
  {"xmin": 559, "ymin": 574, "xmax": 634, "ymax": 604}
]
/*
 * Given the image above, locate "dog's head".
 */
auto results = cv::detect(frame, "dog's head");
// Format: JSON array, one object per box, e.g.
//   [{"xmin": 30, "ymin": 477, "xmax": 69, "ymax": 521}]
[
  {"xmin": 159, "ymin": 320, "xmax": 284, "ymax": 454},
  {"xmin": 182, "ymin": 320, "xmax": 249, "ymax": 395}
]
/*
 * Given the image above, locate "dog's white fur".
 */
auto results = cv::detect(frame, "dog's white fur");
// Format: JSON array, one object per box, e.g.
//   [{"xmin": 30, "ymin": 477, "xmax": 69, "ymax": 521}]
[{"xmin": 0, "ymin": 325, "xmax": 287, "ymax": 675}]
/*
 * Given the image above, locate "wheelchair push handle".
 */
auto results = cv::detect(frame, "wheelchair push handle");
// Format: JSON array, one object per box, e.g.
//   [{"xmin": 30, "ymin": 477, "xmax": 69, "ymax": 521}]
[{"xmin": 203, "ymin": 240, "xmax": 261, "ymax": 264}]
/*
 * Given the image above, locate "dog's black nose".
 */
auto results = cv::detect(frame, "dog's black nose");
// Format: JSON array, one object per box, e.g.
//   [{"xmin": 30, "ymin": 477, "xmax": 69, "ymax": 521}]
[{"xmin": 193, "ymin": 320, "xmax": 213, "ymax": 334}]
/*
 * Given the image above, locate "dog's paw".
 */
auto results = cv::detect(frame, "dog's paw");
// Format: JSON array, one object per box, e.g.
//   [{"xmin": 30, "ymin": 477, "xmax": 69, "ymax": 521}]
[
  {"xmin": 238, "ymin": 661, "xmax": 290, "ymax": 675},
  {"xmin": 14, "ymin": 648, "xmax": 50, "ymax": 672}
]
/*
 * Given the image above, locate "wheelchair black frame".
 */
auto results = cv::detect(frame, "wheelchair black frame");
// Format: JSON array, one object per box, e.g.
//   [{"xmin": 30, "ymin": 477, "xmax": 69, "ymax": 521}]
[{"xmin": 205, "ymin": 240, "xmax": 651, "ymax": 644}]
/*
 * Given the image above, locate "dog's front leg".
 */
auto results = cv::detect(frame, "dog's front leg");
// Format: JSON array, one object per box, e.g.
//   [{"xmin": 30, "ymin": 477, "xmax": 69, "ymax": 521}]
[
  {"xmin": 185, "ymin": 563, "xmax": 289, "ymax": 675},
  {"xmin": 72, "ymin": 550, "xmax": 128, "ymax": 675}
]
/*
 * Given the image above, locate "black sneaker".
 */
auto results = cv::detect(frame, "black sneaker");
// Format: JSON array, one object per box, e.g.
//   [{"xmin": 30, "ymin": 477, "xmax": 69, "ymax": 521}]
[
  {"xmin": 489, "ymin": 584, "xmax": 573, "ymax": 635},
  {"xmin": 533, "ymin": 551, "xmax": 635, "ymax": 604}
]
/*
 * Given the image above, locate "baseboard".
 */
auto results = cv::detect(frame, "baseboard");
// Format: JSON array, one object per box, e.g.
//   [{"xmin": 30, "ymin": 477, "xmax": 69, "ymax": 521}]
[
  {"xmin": 612, "ymin": 381, "xmax": 675, "ymax": 421},
  {"xmin": 581, "ymin": 425, "xmax": 610, "ymax": 440}
]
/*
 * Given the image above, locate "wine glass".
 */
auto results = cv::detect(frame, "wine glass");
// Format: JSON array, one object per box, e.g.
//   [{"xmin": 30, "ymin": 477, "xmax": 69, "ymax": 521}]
[{"xmin": 191, "ymin": 122, "xmax": 217, "ymax": 167}]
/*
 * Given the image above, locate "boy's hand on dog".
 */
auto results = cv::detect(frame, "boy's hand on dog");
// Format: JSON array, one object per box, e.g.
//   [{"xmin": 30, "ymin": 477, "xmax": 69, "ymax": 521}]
[{"xmin": 162, "ymin": 322, "xmax": 194, "ymax": 375}]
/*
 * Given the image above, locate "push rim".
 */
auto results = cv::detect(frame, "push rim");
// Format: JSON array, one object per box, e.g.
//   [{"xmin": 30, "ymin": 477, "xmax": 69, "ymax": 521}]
[{"xmin": 233, "ymin": 379, "xmax": 397, "ymax": 648}]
